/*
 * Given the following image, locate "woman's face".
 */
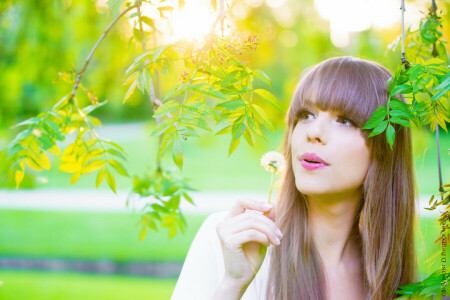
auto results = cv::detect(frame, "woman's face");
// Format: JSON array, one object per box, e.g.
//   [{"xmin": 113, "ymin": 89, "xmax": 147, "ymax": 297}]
[{"xmin": 291, "ymin": 103, "xmax": 371, "ymax": 199}]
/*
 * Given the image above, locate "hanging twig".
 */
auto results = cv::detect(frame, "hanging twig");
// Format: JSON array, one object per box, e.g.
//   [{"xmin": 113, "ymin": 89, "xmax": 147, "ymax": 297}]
[
  {"xmin": 53, "ymin": 4, "xmax": 138, "ymax": 110},
  {"xmin": 428, "ymin": 1, "xmax": 444, "ymax": 194},
  {"xmin": 400, "ymin": 0, "xmax": 410, "ymax": 69}
]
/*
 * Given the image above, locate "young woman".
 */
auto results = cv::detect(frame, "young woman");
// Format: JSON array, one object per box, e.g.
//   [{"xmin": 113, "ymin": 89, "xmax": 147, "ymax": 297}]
[{"xmin": 171, "ymin": 56, "xmax": 418, "ymax": 300}]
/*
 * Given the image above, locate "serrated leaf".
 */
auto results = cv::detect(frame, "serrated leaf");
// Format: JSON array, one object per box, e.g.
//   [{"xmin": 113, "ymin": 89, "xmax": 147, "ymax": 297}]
[
  {"xmin": 157, "ymin": 128, "xmax": 176, "ymax": 160},
  {"xmin": 70, "ymin": 171, "xmax": 81, "ymax": 184},
  {"xmin": 214, "ymin": 99, "xmax": 246, "ymax": 110},
  {"xmin": 25, "ymin": 157, "xmax": 42, "ymax": 171},
  {"xmin": 153, "ymin": 100, "xmax": 180, "ymax": 118},
  {"xmin": 389, "ymin": 117, "xmax": 411, "ymax": 128},
  {"xmin": 106, "ymin": 148, "xmax": 127, "ymax": 160},
  {"xmin": 253, "ymin": 89, "xmax": 282, "ymax": 111},
  {"xmin": 220, "ymin": 70, "xmax": 240, "ymax": 88},
  {"xmin": 106, "ymin": 170, "xmax": 116, "ymax": 194},
  {"xmin": 362, "ymin": 106, "xmax": 387, "ymax": 130},
  {"xmin": 109, "ymin": 159, "xmax": 129, "ymax": 177},
  {"xmin": 231, "ymin": 115, "xmax": 246, "ymax": 141},
  {"xmin": 386, "ymin": 123, "xmax": 395, "ymax": 150},
  {"xmin": 250, "ymin": 104, "xmax": 275, "ymax": 131},
  {"xmin": 252, "ymin": 69, "xmax": 272, "ymax": 87},
  {"xmin": 12, "ymin": 117, "xmax": 40, "ymax": 128},
  {"xmin": 139, "ymin": 226, "xmax": 147, "ymax": 241},
  {"xmin": 59, "ymin": 162, "xmax": 79, "ymax": 173},
  {"xmin": 15, "ymin": 169, "xmax": 24, "ymax": 189},
  {"xmin": 172, "ymin": 136, "xmax": 183, "ymax": 170},
  {"xmin": 106, "ymin": 0, "xmax": 123, "ymax": 16},
  {"xmin": 228, "ymin": 136, "xmax": 240, "ymax": 156},
  {"xmin": 242, "ymin": 128, "xmax": 254, "ymax": 146},
  {"xmin": 150, "ymin": 118, "xmax": 177, "ymax": 137},
  {"xmin": 46, "ymin": 145, "xmax": 61, "ymax": 155},
  {"xmin": 368, "ymin": 120, "xmax": 388, "ymax": 138},
  {"xmin": 214, "ymin": 124, "xmax": 233, "ymax": 135},
  {"xmin": 83, "ymin": 160, "xmax": 105, "ymax": 174},
  {"xmin": 123, "ymin": 78, "xmax": 138, "ymax": 103},
  {"xmin": 96, "ymin": 168, "xmax": 106, "ymax": 188}
]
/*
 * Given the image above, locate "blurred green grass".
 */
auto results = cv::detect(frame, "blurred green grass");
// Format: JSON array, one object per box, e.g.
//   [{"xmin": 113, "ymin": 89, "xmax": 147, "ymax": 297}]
[
  {"xmin": 0, "ymin": 209, "xmax": 447, "ymax": 278},
  {"xmin": 0, "ymin": 271, "xmax": 176, "ymax": 300},
  {"xmin": 0, "ymin": 210, "xmax": 207, "ymax": 262},
  {"xmin": 21, "ymin": 125, "xmax": 450, "ymax": 195},
  {"xmin": 0, "ymin": 209, "xmax": 448, "ymax": 299}
]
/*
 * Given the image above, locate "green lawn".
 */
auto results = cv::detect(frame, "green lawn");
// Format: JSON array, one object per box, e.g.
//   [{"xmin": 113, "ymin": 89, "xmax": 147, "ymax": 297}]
[
  {"xmin": 0, "ymin": 209, "xmax": 448, "ymax": 299},
  {"xmin": 5, "ymin": 124, "xmax": 449, "ymax": 194},
  {"xmin": 0, "ymin": 209, "xmax": 447, "ymax": 278},
  {"xmin": 0, "ymin": 210, "xmax": 208, "ymax": 262},
  {"xmin": 0, "ymin": 271, "xmax": 176, "ymax": 300}
]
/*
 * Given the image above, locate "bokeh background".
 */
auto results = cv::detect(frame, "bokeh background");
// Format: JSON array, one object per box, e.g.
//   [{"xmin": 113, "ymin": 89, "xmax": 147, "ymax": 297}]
[{"xmin": 0, "ymin": 0, "xmax": 449, "ymax": 299}]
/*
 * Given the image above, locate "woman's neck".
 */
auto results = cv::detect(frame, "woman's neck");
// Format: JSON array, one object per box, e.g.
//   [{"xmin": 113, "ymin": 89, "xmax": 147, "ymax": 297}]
[{"xmin": 307, "ymin": 190, "xmax": 362, "ymax": 270}]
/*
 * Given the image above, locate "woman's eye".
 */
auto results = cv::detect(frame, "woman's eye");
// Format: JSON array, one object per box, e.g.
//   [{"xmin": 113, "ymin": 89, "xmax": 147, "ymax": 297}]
[
  {"xmin": 298, "ymin": 110, "xmax": 313, "ymax": 119},
  {"xmin": 338, "ymin": 117, "xmax": 355, "ymax": 127}
]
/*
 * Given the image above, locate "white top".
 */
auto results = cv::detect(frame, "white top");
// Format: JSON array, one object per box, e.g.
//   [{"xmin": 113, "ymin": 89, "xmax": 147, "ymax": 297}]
[
  {"xmin": 171, "ymin": 210, "xmax": 371, "ymax": 300},
  {"xmin": 171, "ymin": 210, "xmax": 273, "ymax": 300}
]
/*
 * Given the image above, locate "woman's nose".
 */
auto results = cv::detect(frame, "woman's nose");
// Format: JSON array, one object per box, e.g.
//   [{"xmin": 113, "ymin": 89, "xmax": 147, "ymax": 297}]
[{"xmin": 306, "ymin": 118, "xmax": 327, "ymax": 144}]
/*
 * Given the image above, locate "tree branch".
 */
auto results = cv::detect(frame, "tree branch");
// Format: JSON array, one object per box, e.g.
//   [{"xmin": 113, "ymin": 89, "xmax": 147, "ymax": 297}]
[{"xmin": 54, "ymin": 4, "xmax": 138, "ymax": 110}]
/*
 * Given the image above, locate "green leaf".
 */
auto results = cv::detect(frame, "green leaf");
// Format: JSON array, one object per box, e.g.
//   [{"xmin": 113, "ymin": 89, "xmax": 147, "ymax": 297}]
[
  {"xmin": 191, "ymin": 85, "xmax": 227, "ymax": 101},
  {"xmin": 12, "ymin": 117, "xmax": 40, "ymax": 128},
  {"xmin": 96, "ymin": 169, "xmax": 106, "ymax": 188},
  {"xmin": 220, "ymin": 70, "xmax": 240, "ymax": 88},
  {"xmin": 368, "ymin": 120, "xmax": 388, "ymax": 138},
  {"xmin": 242, "ymin": 128, "xmax": 254, "ymax": 146},
  {"xmin": 362, "ymin": 106, "xmax": 387, "ymax": 130},
  {"xmin": 386, "ymin": 123, "xmax": 395, "ymax": 150},
  {"xmin": 138, "ymin": 69, "xmax": 151, "ymax": 94},
  {"xmin": 157, "ymin": 128, "xmax": 176, "ymax": 160},
  {"xmin": 172, "ymin": 135, "xmax": 183, "ymax": 170},
  {"xmin": 70, "ymin": 171, "xmax": 81, "ymax": 184},
  {"xmin": 215, "ymin": 99, "xmax": 246, "ymax": 110},
  {"xmin": 106, "ymin": 0, "xmax": 123, "ymax": 16},
  {"xmin": 103, "ymin": 140, "xmax": 126, "ymax": 154},
  {"xmin": 389, "ymin": 117, "xmax": 411, "ymax": 128},
  {"xmin": 109, "ymin": 159, "xmax": 129, "ymax": 177},
  {"xmin": 252, "ymin": 69, "xmax": 272, "ymax": 87},
  {"xmin": 123, "ymin": 78, "xmax": 138, "ymax": 103},
  {"xmin": 106, "ymin": 148, "xmax": 127, "ymax": 160},
  {"xmin": 214, "ymin": 124, "xmax": 233, "ymax": 135},
  {"xmin": 178, "ymin": 117, "xmax": 211, "ymax": 131},
  {"xmin": 228, "ymin": 136, "xmax": 240, "ymax": 156},
  {"xmin": 250, "ymin": 104, "xmax": 275, "ymax": 131},
  {"xmin": 389, "ymin": 84, "xmax": 412, "ymax": 96},
  {"xmin": 150, "ymin": 118, "xmax": 177, "ymax": 137},
  {"xmin": 389, "ymin": 109, "xmax": 413, "ymax": 120},
  {"xmin": 106, "ymin": 170, "xmax": 116, "ymax": 194},
  {"xmin": 388, "ymin": 99, "xmax": 412, "ymax": 117},
  {"xmin": 83, "ymin": 160, "xmax": 106, "ymax": 174},
  {"xmin": 140, "ymin": 16, "xmax": 154, "ymax": 29},
  {"xmin": 231, "ymin": 115, "xmax": 246, "ymax": 141},
  {"xmin": 153, "ymin": 100, "xmax": 181, "ymax": 118},
  {"xmin": 253, "ymin": 89, "xmax": 283, "ymax": 111}
]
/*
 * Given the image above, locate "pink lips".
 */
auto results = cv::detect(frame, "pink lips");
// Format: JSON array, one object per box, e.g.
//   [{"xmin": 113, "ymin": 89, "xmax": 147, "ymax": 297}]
[{"xmin": 300, "ymin": 152, "xmax": 329, "ymax": 170}]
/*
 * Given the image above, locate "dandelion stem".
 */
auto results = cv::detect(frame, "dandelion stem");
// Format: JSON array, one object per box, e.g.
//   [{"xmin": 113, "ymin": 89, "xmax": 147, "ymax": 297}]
[{"xmin": 267, "ymin": 171, "xmax": 275, "ymax": 204}]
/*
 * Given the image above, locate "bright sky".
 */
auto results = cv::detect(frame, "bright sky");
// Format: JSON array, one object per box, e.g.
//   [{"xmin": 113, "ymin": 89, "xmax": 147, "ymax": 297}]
[{"xmin": 96, "ymin": 0, "xmax": 426, "ymax": 48}]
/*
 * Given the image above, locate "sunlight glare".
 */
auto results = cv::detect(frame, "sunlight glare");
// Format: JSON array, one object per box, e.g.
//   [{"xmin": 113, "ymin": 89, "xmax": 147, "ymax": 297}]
[{"xmin": 170, "ymin": 0, "xmax": 217, "ymax": 43}]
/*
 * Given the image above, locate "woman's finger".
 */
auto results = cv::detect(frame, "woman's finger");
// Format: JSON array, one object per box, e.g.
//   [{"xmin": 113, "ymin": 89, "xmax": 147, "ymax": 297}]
[
  {"xmin": 227, "ymin": 197, "xmax": 273, "ymax": 218},
  {"xmin": 230, "ymin": 229, "xmax": 272, "ymax": 249}
]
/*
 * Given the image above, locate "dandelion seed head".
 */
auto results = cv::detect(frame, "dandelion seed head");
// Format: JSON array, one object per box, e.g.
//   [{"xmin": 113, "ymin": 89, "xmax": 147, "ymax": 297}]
[{"xmin": 260, "ymin": 151, "xmax": 285, "ymax": 174}]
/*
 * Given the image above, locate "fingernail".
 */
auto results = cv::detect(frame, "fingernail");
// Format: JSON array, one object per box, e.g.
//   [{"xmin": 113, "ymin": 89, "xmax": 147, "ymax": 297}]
[
  {"xmin": 277, "ymin": 229, "xmax": 283, "ymax": 238},
  {"xmin": 263, "ymin": 203, "xmax": 273, "ymax": 210},
  {"xmin": 274, "ymin": 237, "xmax": 281, "ymax": 245}
]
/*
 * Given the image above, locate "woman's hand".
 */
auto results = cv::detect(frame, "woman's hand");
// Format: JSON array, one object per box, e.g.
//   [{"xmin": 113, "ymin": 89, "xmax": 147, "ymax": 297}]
[{"xmin": 215, "ymin": 197, "xmax": 283, "ymax": 291}]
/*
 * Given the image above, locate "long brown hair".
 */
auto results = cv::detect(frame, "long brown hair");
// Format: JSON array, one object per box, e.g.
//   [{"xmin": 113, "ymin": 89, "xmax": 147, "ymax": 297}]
[{"xmin": 266, "ymin": 56, "xmax": 418, "ymax": 299}]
